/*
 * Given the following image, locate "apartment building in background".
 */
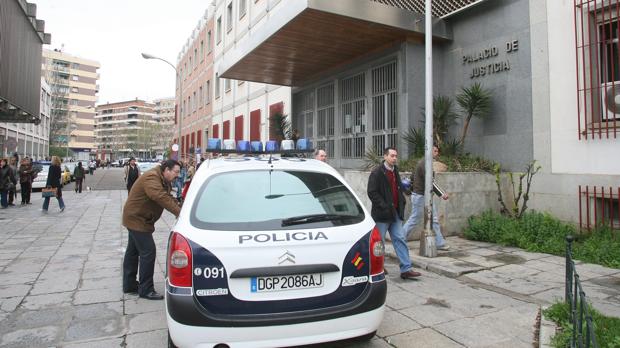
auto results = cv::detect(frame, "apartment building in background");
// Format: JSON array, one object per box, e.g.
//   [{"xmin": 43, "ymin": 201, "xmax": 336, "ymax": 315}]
[
  {"xmin": 95, "ymin": 99, "xmax": 160, "ymax": 161},
  {"xmin": 153, "ymin": 97, "xmax": 176, "ymax": 156},
  {"xmin": 174, "ymin": 0, "xmax": 291, "ymax": 159},
  {"xmin": 42, "ymin": 48, "xmax": 100, "ymax": 161}
]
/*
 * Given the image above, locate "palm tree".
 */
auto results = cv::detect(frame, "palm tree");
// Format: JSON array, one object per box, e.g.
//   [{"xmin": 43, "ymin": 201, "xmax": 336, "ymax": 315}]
[
  {"xmin": 456, "ymin": 82, "xmax": 492, "ymax": 147},
  {"xmin": 269, "ymin": 112, "xmax": 291, "ymax": 141}
]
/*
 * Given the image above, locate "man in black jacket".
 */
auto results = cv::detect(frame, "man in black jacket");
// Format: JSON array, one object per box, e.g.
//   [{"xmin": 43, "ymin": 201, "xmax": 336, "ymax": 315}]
[{"xmin": 367, "ymin": 147, "xmax": 421, "ymax": 279}]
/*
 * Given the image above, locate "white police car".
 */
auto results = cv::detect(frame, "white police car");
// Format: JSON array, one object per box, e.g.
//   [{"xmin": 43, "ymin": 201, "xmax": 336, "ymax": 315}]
[{"xmin": 165, "ymin": 139, "xmax": 386, "ymax": 348}]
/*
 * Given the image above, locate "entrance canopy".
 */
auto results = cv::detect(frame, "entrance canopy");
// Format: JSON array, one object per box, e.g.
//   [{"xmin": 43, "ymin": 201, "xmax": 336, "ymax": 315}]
[{"xmin": 219, "ymin": 0, "xmax": 451, "ymax": 87}]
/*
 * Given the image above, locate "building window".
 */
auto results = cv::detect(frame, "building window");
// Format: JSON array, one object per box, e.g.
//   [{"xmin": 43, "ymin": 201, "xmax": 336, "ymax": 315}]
[
  {"xmin": 371, "ymin": 61, "xmax": 398, "ymax": 152},
  {"xmin": 575, "ymin": 1, "xmax": 620, "ymax": 139},
  {"xmin": 189, "ymin": 57, "xmax": 193, "ymax": 72},
  {"xmin": 293, "ymin": 91, "xmax": 314, "ymax": 140},
  {"xmin": 207, "ymin": 31, "xmax": 212, "ymax": 52},
  {"xmin": 206, "ymin": 80, "xmax": 211, "ymax": 104},
  {"xmin": 193, "ymin": 91, "xmax": 197, "ymax": 112},
  {"xmin": 72, "ymin": 75, "xmax": 79, "ymax": 81},
  {"xmin": 239, "ymin": 0, "xmax": 247, "ymax": 19},
  {"xmin": 200, "ymin": 41, "xmax": 204, "ymax": 61},
  {"xmin": 199, "ymin": 86, "xmax": 203, "ymax": 108},
  {"xmin": 215, "ymin": 74, "xmax": 220, "ymax": 98},
  {"xmin": 579, "ymin": 185, "xmax": 620, "ymax": 231},
  {"xmin": 225, "ymin": 78, "xmax": 231, "ymax": 92},
  {"xmin": 194, "ymin": 48, "xmax": 198, "ymax": 69},
  {"xmin": 223, "ymin": 120, "xmax": 231, "ymax": 139},
  {"xmin": 217, "ymin": 16, "xmax": 222, "ymax": 43},
  {"xmin": 340, "ymin": 73, "xmax": 366, "ymax": 158},
  {"xmin": 250, "ymin": 109, "xmax": 261, "ymax": 141},
  {"xmin": 227, "ymin": 2, "xmax": 233, "ymax": 32},
  {"xmin": 235, "ymin": 115, "xmax": 244, "ymax": 141},
  {"xmin": 71, "ymin": 87, "xmax": 79, "ymax": 93},
  {"xmin": 315, "ymin": 83, "xmax": 335, "ymax": 157}
]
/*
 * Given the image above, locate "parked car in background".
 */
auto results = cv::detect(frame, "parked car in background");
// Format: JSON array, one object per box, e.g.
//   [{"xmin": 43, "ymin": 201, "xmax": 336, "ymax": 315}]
[
  {"xmin": 137, "ymin": 161, "xmax": 160, "ymax": 175},
  {"xmin": 64, "ymin": 162, "xmax": 76, "ymax": 181},
  {"xmin": 61, "ymin": 166, "xmax": 72, "ymax": 186},
  {"xmin": 31, "ymin": 162, "xmax": 50, "ymax": 191}
]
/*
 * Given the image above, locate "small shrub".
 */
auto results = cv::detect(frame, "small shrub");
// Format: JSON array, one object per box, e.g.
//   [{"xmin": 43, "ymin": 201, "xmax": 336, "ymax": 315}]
[
  {"xmin": 543, "ymin": 302, "xmax": 620, "ymax": 348},
  {"xmin": 465, "ymin": 211, "xmax": 619, "ymax": 269}
]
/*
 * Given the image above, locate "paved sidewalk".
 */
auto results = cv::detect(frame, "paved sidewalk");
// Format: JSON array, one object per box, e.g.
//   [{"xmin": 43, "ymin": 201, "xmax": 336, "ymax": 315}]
[
  {"xmin": 386, "ymin": 236, "xmax": 620, "ymax": 318},
  {"xmin": 0, "ymin": 185, "xmax": 617, "ymax": 347}
]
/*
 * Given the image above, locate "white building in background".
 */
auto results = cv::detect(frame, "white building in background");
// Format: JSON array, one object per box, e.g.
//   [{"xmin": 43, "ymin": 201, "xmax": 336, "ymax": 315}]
[
  {"xmin": 153, "ymin": 97, "xmax": 176, "ymax": 155},
  {"xmin": 0, "ymin": 77, "xmax": 51, "ymax": 160},
  {"xmin": 174, "ymin": 0, "xmax": 292, "ymax": 159}
]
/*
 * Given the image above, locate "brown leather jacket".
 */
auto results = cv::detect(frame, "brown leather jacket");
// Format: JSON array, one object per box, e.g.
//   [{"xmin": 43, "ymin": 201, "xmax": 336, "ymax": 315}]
[{"xmin": 122, "ymin": 168, "xmax": 181, "ymax": 233}]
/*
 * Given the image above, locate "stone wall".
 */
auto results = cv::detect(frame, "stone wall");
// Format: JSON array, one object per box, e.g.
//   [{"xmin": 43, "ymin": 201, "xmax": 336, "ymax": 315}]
[{"xmin": 343, "ymin": 170, "xmax": 510, "ymax": 240}]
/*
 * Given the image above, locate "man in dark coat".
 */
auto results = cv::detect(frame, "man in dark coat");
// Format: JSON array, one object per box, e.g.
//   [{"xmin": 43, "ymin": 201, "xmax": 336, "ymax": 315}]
[
  {"xmin": 367, "ymin": 147, "xmax": 421, "ymax": 279},
  {"xmin": 122, "ymin": 159, "xmax": 181, "ymax": 300},
  {"xmin": 124, "ymin": 157, "xmax": 140, "ymax": 192}
]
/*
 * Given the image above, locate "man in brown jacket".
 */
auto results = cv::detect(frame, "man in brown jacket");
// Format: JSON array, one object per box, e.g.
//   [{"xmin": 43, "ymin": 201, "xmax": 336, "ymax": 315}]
[{"xmin": 122, "ymin": 159, "xmax": 181, "ymax": 300}]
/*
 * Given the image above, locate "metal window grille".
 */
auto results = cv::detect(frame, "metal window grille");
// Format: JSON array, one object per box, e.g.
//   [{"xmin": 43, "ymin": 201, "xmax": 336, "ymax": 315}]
[
  {"xmin": 316, "ymin": 139, "xmax": 335, "ymax": 157},
  {"xmin": 574, "ymin": 0, "xmax": 619, "ymax": 139},
  {"xmin": 293, "ymin": 91, "xmax": 314, "ymax": 138},
  {"xmin": 340, "ymin": 73, "xmax": 366, "ymax": 158},
  {"xmin": 317, "ymin": 84, "xmax": 335, "ymax": 137},
  {"xmin": 341, "ymin": 137, "xmax": 365, "ymax": 158},
  {"xmin": 371, "ymin": 61, "xmax": 398, "ymax": 152},
  {"xmin": 579, "ymin": 185, "xmax": 620, "ymax": 231}
]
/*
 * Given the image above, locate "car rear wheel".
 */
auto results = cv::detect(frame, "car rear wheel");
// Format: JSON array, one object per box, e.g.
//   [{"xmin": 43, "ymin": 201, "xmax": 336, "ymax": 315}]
[{"xmin": 167, "ymin": 331, "xmax": 178, "ymax": 348}]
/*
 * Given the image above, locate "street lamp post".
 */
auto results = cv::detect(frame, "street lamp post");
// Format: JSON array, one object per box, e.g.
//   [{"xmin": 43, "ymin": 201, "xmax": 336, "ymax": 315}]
[{"xmin": 141, "ymin": 53, "xmax": 182, "ymax": 160}]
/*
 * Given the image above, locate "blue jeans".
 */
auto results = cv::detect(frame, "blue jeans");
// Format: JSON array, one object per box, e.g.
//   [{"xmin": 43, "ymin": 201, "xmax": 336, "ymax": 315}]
[
  {"xmin": 376, "ymin": 215, "xmax": 412, "ymax": 273},
  {"xmin": 402, "ymin": 193, "xmax": 446, "ymax": 247},
  {"xmin": 0, "ymin": 191, "xmax": 7, "ymax": 208},
  {"xmin": 42, "ymin": 195, "xmax": 65, "ymax": 211}
]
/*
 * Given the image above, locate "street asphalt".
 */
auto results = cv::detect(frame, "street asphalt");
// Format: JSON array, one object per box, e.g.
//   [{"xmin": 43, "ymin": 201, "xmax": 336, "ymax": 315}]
[{"xmin": 0, "ymin": 167, "xmax": 617, "ymax": 347}]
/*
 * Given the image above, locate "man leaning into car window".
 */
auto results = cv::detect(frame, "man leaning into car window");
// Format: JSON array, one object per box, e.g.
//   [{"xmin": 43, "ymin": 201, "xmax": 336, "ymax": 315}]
[
  {"xmin": 122, "ymin": 159, "xmax": 182, "ymax": 300},
  {"xmin": 367, "ymin": 147, "xmax": 421, "ymax": 280}
]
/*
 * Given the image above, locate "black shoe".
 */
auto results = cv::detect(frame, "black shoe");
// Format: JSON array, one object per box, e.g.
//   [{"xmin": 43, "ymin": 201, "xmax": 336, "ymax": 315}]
[
  {"xmin": 123, "ymin": 289, "xmax": 138, "ymax": 294},
  {"xmin": 140, "ymin": 290, "xmax": 164, "ymax": 300},
  {"xmin": 400, "ymin": 270, "xmax": 422, "ymax": 279}
]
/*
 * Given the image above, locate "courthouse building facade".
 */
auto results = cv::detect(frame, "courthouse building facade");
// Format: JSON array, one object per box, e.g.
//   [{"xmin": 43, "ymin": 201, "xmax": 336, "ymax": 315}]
[{"xmin": 218, "ymin": 0, "xmax": 620, "ymax": 226}]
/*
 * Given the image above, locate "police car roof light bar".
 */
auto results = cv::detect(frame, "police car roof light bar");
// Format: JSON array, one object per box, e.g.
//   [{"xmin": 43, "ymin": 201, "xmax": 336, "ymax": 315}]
[{"xmin": 204, "ymin": 138, "xmax": 314, "ymax": 155}]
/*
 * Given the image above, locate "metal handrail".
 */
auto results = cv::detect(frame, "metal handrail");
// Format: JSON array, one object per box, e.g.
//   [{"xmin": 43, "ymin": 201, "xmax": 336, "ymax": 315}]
[{"xmin": 565, "ymin": 236, "xmax": 599, "ymax": 348}]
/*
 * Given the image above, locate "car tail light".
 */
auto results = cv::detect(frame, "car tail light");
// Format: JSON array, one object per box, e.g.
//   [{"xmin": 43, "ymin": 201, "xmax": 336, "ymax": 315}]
[
  {"xmin": 168, "ymin": 232, "xmax": 193, "ymax": 287},
  {"xmin": 369, "ymin": 226, "xmax": 385, "ymax": 276}
]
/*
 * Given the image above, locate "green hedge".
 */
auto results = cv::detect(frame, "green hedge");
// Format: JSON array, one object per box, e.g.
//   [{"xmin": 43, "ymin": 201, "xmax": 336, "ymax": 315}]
[
  {"xmin": 543, "ymin": 302, "xmax": 620, "ymax": 348},
  {"xmin": 464, "ymin": 211, "xmax": 620, "ymax": 269}
]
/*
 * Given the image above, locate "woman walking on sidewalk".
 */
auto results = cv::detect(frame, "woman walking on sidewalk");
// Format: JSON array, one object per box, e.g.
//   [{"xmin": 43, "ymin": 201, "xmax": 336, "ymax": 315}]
[{"xmin": 42, "ymin": 156, "xmax": 65, "ymax": 213}]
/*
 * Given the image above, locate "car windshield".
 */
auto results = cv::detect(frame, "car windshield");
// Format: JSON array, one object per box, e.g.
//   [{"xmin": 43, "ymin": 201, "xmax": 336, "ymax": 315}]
[{"xmin": 191, "ymin": 170, "xmax": 364, "ymax": 230}]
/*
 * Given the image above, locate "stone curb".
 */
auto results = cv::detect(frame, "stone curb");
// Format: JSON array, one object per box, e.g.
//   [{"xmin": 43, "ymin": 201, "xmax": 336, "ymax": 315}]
[{"xmin": 539, "ymin": 305, "xmax": 556, "ymax": 348}]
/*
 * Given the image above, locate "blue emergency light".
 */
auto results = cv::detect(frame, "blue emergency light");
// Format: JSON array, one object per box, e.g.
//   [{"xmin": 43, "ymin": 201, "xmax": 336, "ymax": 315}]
[
  {"xmin": 265, "ymin": 140, "xmax": 279, "ymax": 152},
  {"xmin": 237, "ymin": 140, "xmax": 250, "ymax": 152},
  {"xmin": 204, "ymin": 138, "xmax": 313, "ymax": 155}
]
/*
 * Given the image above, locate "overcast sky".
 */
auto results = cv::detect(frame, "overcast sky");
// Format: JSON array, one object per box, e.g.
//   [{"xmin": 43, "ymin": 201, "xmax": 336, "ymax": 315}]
[{"xmin": 36, "ymin": 0, "xmax": 209, "ymax": 105}]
